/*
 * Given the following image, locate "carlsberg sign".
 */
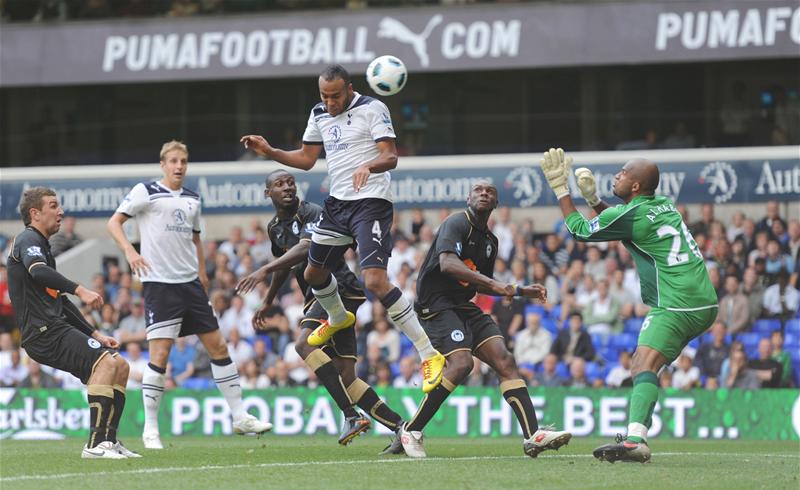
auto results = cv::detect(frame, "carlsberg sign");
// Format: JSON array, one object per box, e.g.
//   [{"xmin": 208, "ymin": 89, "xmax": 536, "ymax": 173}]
[{"xmin": 2, "ymin": 388, "xmax": 798, "ymax": 441}]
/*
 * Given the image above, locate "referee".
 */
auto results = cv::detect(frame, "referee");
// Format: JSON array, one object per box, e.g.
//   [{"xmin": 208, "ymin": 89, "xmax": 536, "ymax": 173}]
[{"xmin": 7, "ymin": 187, "xmax": 138, "ymax": 459}]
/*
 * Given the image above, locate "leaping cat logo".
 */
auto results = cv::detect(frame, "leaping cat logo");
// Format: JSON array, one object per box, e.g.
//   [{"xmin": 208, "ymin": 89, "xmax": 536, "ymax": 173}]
[{"xmin": 377, "ymin": 15, "xmax": 443, "ymax": 67}]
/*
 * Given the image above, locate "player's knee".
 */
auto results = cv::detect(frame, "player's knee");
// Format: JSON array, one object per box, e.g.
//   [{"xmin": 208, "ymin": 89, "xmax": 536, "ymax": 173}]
[
  {"xmin": 295, "ymin": 336, "xmax": 314, "ymax": 359},
  {"xmin": 303, "ymin": 265, "xmax": 326, "ymax": 287},
  {"xmin": 115, "ymin": 356, "xmax": 130, "ymax": 377},
  {"xmin": 362, "ymin": 270, "xmax": 390, "ymax": 296},
  {"xmin": 97, "ymin": 354, "xmax": 118, "ymax": 375},
  {"xmin": 447, "ymin": 353, "xmax": 474, "ymax": 383}
]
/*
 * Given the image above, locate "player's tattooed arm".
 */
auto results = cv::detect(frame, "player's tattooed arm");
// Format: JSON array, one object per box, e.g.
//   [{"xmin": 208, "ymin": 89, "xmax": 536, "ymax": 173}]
[{"xmin": 439, "ymin": 252, "xmax": 515, "ymax": 297}]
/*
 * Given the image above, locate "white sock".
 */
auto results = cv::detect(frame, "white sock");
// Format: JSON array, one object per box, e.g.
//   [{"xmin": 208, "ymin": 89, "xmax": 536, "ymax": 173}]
[
  {"xmin": 212, "ymin": 360, "xmax": 246, "ymax": 421},
  {"xmin": 142, "ymin": 364, "xmax": 165, "ymax": 434},
  {"xmin": 627, "ymin": 422, "xmax": 648, "ymax": 442},
  {"xmin": 385, "ymin": 294, "xmax": 437, "ymax": 360},
  {"xmin": 311, "ymin": 274, "xmax": 349, "ymax": 326}
]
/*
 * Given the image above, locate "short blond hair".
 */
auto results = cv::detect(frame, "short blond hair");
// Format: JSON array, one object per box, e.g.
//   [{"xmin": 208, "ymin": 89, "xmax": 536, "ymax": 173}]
[{"xmin": 159, "ymin": 140, "xmax": 188, "ymax": 161}]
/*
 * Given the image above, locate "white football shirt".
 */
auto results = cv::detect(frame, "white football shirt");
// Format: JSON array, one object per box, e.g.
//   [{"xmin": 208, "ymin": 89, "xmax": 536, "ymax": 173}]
[
  {"xmin": 116, "ymin": 181, "xmax": 202, "ymax": 284},
  {"xmin": 302, "ymin": 92, "xmax": 396, "ymax": 201}
]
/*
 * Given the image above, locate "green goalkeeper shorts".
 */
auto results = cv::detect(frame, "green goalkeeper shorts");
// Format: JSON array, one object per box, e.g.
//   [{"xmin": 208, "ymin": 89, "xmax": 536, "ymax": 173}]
[{"xmin": 637, "ymin": 306, "xmax": 718, "ymax": 363}]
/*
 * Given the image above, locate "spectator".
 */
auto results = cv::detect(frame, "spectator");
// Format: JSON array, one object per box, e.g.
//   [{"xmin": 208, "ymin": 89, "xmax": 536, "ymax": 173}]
[
  {"xmin": 249, "ymin": 227, "xmax": 273, "ymax": 267},
  {"xmin": 762, "ymin": 269, "xmax": 799, "ymax": 321},
  {"xmin": 672, "ymin": 353, "xmax": 700, "ymax": 390},
  {"xmin": 116, "ymin": 297, "xmax": 147, "ymax": 345},
  {"xmin": 124, "ymin": 342, "xmax": 149, "ymax": 389},
  {"xmin": 490, "ymin": 294, "xmax": 524, "ymax": 347},
  {"xmin": 393, "ymin": 355, "xmax": 422, "ymax": 388},
  {"xmin": 716, "ymin": 275, "xmax": 750, "ymax": 334},
  {"xmin": 582, "ymin": 278, "xmax": 621, "ymax": 339},
  {"xmin": 605, "ymin": 351, "xmax": 633, "ymax": 388},
  {"xmin": 749, "ymin": 338, "xmax": 783, "ymax": 388},
  {"xmin": 0, "ymin": 265, "xmax": 16, "ymax": 337},
  {"xmin": 694, "ymin": 321, "xmax": 730, "ymax": 385},
  {"xmin": 540, "ymin": 234, "xmax": 569, "ymax": 275},
  {"xmin": 661, "ymin": 121, "xmax": 696, "ymax": 149},
  {"xmin": 366, "ymin": 318, "xmax": 400, "ymax": 363},
  {"xmin": 550, "ymin": 313, "xmax": 595, "ymax": 364},
  {"xmin": 513, "ymin": 313, "xmax": 552, "ymax": 367},
  {"xmin": 616, "ymin": 128, "xmax": 658, "ymax": 150},
  {"xmin": 583, "ymin": 246, "xmax": 605, "ymax": 281},
  {"xmin": 690, "ymin": 203, "xmax": 717, "ymax": 237},
  {"xmin": 756, "ymin": 200, "xmax": 786, "ymax": 236},
  {"xmin": 219, "ymin": 295, "xmax": 256, "ymax": 340},
  {"xmin": 724, "ymin": 348, "xmax": 761, "ymax": 389},
  {"xmin": 252, "ymin": 338, "xmax": 278, "ymax": 371},
  {"xmin": 765, "ymin": 239, "xmax": 794, "ymax": 276},
  {"xmin": 609, "ymin": 269, "xmax": 636, "ymax": 319},
  {"xmin": 787, "ymin": 220, "xmax": 800, "ymax": 262},
  {"xmin": 20, "ymin": 359, "xmax": 60, "ymax": 388},
  {"xmin": 373, "ymin": 361, "xmax": 394, "ymax": 388},
  {"xmin": 532, "ymin": 353, "xmax": 565, "ymax": 387},
  {"xmin": 742, "ymin": 267, "xmax": 766, "ymax": 325},
  {"xmin": 251, "ymin": 304, "xmax": 290, "ymax": 355},
  {"xmin": 770, "ymin": 330, "xmax": 793, "ymax": 387},
  {"xmin": 531, "ymin": 261, "xmax": 560, "ymax": 308},
  {"xmin": 387, "ymin": 234, "xmax": 416, "ymax": 282},
  {"xmin": 218, "ymin": 226, "xmax": 244, "ymax": 269},
  {"xmin": 718, "ymin": 80, "xmax": 752, "ymax": 146},
  {"xmin": 659, "ymin": 369, "xmax": 674, "ymax": 389},
  {"xmin": 269, "ymin": 360, "xmax": 296, "ymax": 388},
  {"xmin": 96, "ymin": 303, "xmax": 117, "ymax": 336},
  {"xmin": 240, "ymin": 360, "xmax": 270, "ymax": 389},
  {"xmin": 227, "ymin": 328, "xmax": 254, "ymax": 366},
  {"xmin": 167, "ymin": 337, "xmax": 196, "ymax": 387},
  {"xmin": 726, "ymin": 211, "xmax": 746, "ymax": 243},
  {"xmin": 493, "ymin": 258, "xmax": 514, "ymax": 285},
  {"xmin": 409, "ymin": 208, "xmax": 426, "ymax": 243},
  {"xmin": 565, "ymin": 358, "xmax": 592, "ymax": 388},
  {"xmin": 49, "ymin": 216, "xmax": 83, "ymax": 256},
  {"xmin": 0, "ymin": 349, "xmax": 27, "ymax": 387},
  {"xmin": 282, "ymin": 339, "xmax": 309, "ymax": 386},
  {"xmin": 747, "ymin": 230, "xmax": 770, "ymax": 267},
  {"xmin": 493, "ymin": 207, "xmax": 514, "ymax": 262}
]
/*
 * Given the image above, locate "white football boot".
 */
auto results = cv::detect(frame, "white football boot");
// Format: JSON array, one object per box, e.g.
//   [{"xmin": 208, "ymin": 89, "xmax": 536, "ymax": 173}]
[
  {"xmin": 81, "ymin": 441, "xmax": 127, "ymax": 459},
  {"xmin": 142, "ymin": 430, "xmax": 164, "ymax": 449},
  {"xmin": 399, "ymin": 424, "xmax": 427, "ymax": 458},
  {"xmin": 523, "ymin": 426, "xmax": 572, "ymax": 458},
  {"xmin": 233, "ymin": 414, "xmax": 273, "ymax": 435}
]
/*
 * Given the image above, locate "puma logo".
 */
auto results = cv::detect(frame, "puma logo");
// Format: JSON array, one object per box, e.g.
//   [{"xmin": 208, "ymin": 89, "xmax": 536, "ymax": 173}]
[
  {"xmin": 377, "ymin": 15, "xmax": 443, "ymax": 67},
  {"xmin": 144, "ymin": 394, "xmax": 157, "ymax": 401}
]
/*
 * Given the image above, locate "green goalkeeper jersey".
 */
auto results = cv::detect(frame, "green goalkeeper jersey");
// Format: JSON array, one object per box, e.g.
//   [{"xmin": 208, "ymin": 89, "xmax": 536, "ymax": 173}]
[{"xmin": 565, "ymin": 194, "xmax": 718, "ymax": 310}]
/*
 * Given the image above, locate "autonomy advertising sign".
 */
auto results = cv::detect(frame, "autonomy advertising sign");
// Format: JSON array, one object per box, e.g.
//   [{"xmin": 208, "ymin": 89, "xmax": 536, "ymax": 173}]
[
  {"xmin": 1, "ymin": 387, "xmax": 798, "ymax": 441},
  {"xmin": 0, "ymin": 157, "xmax": 798, "ymax": 220},
  {"xmin": 1, "ymin": 1, "xmax": 797, "ymax": 86}
]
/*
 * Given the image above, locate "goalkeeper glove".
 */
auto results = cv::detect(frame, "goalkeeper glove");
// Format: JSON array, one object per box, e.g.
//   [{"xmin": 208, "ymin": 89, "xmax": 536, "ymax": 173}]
[
  {"xmin": 574, "ymin": 167, "xmax": 600, "ymax": 207},
  {"xmin": 539, "ymin": 148, "xmax": 572, "ymax": 199}
]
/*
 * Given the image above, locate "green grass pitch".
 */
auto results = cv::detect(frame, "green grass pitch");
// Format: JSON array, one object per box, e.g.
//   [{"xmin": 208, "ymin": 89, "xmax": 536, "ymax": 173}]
[{"xmin": 1, "ymin": 436, "xmax": 798, "ymax": 489}]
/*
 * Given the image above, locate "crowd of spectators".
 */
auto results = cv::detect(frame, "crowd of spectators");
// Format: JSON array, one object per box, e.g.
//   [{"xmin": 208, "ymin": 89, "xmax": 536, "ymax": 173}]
[{"xmin": 0, "ymin": 200, "xmax": 798, "ymax": 392}]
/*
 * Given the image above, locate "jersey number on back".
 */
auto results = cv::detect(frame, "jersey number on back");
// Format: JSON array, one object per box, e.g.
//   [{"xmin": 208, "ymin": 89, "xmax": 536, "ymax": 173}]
[{"xmin": 657, "ymin": 223, "xmax": 702, "ymax": 266}]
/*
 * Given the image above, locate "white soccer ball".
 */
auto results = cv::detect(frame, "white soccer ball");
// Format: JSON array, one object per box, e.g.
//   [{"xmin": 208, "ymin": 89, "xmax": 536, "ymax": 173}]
[{"xmin": 366, "ymin": 55, "xmax": 407, "ymax": 97}]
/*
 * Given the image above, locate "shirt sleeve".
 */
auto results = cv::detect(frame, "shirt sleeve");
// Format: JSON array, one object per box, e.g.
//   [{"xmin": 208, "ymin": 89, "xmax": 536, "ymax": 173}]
[
  {"xmin": 16, "ymin": 232, "xmax": 47, "ymax": 271},
  {"xmin": 434, "ymin": 214, "xmax": 469, "ymax": 258},
  {"xmin": 302, "ymin": 108, "xmax": 323, "ymax": 144},
  {"xmin": 299, "ymin": 204, "xmax": 322, "ymax": 241},
  {"xmin": 564, "ymin": 205, "xmax": 636, "ymax": 242},
  {"xmin": 366, "ymin": 100, "xmax": 397, "ymax": 142},
  {"xmin": 116, "ymin": 183, "xmax": 149, "ymax": 217},
  {"xmin": 192, "ymin": 199, "xmax": 202, "ymax": 234}
]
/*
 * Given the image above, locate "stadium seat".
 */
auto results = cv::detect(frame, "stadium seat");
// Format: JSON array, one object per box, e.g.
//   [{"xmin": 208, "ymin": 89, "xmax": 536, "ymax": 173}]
[
  {"xmin": 591, "ymin": 333, "xmax": 609, "ymax": 348},
  {"xmin": 753, "ymin": 318, "xmax": 781, "ymax": 335},
  {"xmin": 549, "ymin": 304, "xmax": 562, "ymax": 321},
  {"xmin": 599, "ymin": 347, "xmax": 619, "ymax": 363},
  {"xmin": 737, "ymin": 332, "xmax": 761, "ymax": 348},
  {"xmin": 610, "ymin": 333, "xmax": 637, "ymax": 350},
  {"xmin": 585, "ymin": 361, "xmax": 601, "ymax": 381},
  {"xmin": 785, "ymin": 319, "xmax": 800, "ymax": 335},
  {"xmin": 624, "ymin": 318, "xmax": 643, "ymax": 334},
  {"xmin": 555, "ymin": 362, "xmax": 569, "ymax": 379},
  {"xmin": 256, "ymin": 334, "xmax": 273, "ymax": 352},
  {"xmin": 687, "ymin": 337, "xmax": 700, "ymax": 349},
  {"xmin": 525, "ymin": 304, "xmax": 547, "ymax": 318},
  {"xmin": 784, "ymin": 333, "xmax": 798, "ymax": 347},
  {"xmin": 182, "ymin": 378, "xmax": 214, "ymax": 390},
  {"xmin": 541, "ymin": 317, "xmax": 559, "ymax": 335}
]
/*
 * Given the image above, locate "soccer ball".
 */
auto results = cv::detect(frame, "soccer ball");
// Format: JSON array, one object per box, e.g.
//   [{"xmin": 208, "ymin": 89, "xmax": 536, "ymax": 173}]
[{"xmin": 366, "ymin": 55, "xmax": 407, "ymax": 96}]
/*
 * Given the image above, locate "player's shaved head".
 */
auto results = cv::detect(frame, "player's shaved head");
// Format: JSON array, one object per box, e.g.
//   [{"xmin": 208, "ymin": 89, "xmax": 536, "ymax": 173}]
[
  {"xmin": 266, "ymin": 169, "xmax": 292, "ymax": 188},
  {"xmin": 625, "ymin": 158, "xmax": 660, "ymax": 194},
  {"xmin": 613, "ymin": 158, "xmax": 660, "ymax": 202}
]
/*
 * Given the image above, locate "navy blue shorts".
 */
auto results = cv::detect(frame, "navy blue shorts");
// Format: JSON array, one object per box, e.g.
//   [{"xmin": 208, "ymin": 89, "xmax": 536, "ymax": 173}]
[
  {"xmin": 142, "ymin": 279, "xmax": 219, "ymax": 340},
  {"xmin": 309, "ymin": 197, "xmax": 393, "ymax": 270}
]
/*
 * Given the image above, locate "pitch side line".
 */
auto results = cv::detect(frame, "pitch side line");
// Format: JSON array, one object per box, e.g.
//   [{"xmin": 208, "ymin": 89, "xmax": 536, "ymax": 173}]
[{"xmin": 2, "ymin": 452, "xmax": 798, "ymax": 483}]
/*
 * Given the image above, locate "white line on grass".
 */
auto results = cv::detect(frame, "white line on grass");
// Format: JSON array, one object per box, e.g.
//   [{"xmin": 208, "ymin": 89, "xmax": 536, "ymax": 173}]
[{"xmin": 1, "ymin": 452, "xmax": 797, "ymax": 483}]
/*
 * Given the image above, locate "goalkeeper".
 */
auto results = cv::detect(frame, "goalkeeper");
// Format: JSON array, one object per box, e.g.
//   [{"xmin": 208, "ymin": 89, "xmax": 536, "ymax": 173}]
[{"xmin": 539, "ymin": 149, "xmax": 718, "ymax": 463}]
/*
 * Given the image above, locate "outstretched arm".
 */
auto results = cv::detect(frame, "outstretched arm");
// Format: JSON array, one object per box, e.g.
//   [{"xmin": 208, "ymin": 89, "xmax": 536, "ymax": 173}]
[
  {"xmin": 237, "ymin": 240, "xmax": 311, "ymax": 295},
  {"xmin": 439, "ymin": 253, "xmax": 546, "ymax": 301},
  {"xmin": 240, "ymin": 135, "xmax": 322, "ymax": 171}
]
